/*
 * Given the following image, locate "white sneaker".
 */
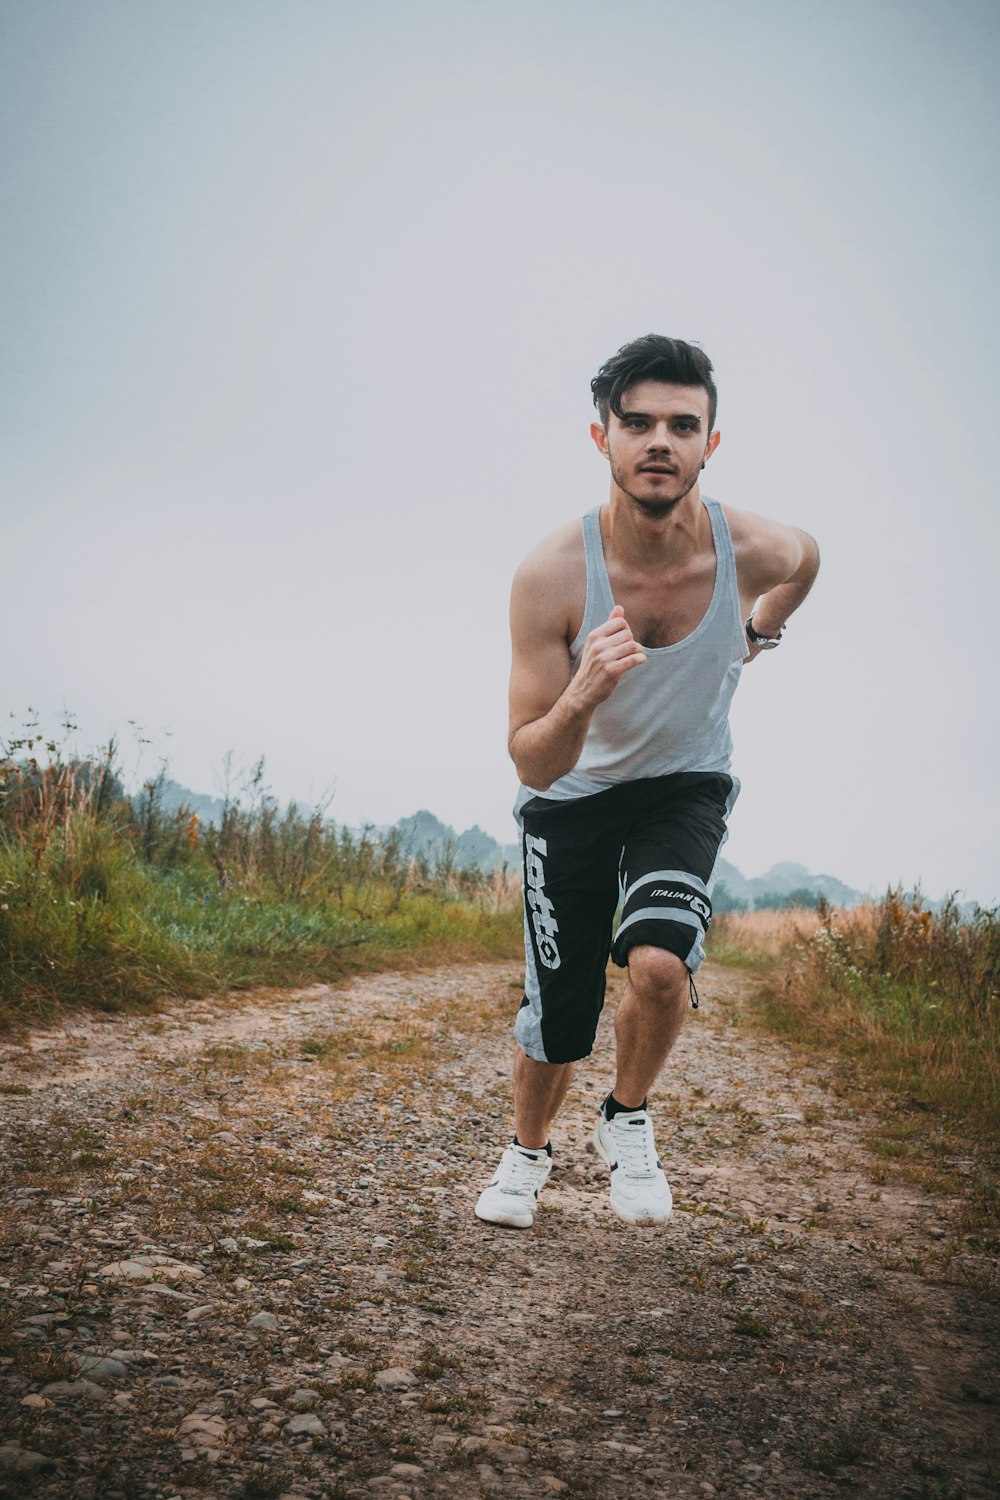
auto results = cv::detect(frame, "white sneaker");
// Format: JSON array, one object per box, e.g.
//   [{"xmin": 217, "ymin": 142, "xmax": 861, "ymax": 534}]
[
  {"xmin": 594, "ymin": 1107, "xmax": 673, "ymax": 1225},
  {"xmin": 475, "ymin": 1143, "xmax": 552, "ymax": 1228}
]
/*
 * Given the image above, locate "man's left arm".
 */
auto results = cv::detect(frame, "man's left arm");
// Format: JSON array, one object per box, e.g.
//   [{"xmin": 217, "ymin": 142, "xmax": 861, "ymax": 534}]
[{"xmin": 733, "ymin": 514, "xmax": 820, "ymax": 662}]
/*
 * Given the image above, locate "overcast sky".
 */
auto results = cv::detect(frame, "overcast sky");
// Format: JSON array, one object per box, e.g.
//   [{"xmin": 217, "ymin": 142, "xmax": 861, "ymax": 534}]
[{"xmin": 3, "ymin": 0, "xmax": 998, "ymax": 904}]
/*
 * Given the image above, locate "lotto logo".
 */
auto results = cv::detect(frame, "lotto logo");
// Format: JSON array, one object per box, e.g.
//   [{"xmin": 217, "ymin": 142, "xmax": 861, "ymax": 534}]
[{"xmin": 524, "ymin": 833, "xmax": 561, "ymax": 969}]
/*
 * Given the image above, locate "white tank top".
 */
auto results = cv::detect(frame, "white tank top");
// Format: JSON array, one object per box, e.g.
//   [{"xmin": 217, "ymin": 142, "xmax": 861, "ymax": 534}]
[{"xmin": 516, "ymin": 498, "xmax": 747, "ymax": 808}]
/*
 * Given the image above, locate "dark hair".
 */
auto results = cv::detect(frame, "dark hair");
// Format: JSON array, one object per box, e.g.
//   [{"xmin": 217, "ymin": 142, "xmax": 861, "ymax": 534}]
[{"xmin": 591, "ymin": 334, "xmax": 717, "ymax": 432}]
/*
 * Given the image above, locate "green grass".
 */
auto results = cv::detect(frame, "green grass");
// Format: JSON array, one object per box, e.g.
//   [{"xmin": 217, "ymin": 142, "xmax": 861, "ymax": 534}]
[{"xmin": 0, "ymin": 736, "xmax": 521, "ymax": 1026}]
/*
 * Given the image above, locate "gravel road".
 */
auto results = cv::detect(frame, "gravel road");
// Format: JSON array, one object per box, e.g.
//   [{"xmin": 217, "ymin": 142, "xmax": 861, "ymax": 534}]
[{"xmin": 0, "ymin": 960, "xmax": 996, "ymax": 1499}]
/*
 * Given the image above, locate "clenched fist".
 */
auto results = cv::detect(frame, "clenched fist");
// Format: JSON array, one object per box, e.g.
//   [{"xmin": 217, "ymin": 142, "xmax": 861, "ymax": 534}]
[{"xmin": 572, "ymin": 605, "xmax": 646, "ymax": 708}]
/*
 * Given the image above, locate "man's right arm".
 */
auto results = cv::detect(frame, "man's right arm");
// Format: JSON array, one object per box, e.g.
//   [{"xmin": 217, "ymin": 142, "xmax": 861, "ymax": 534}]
[{"xmin": 508, "ymin": 555, "xmax": 646, "ymax": 792}]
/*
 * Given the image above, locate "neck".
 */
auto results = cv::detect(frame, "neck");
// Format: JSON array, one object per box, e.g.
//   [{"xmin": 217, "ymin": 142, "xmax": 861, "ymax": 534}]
[{"xmin": 603, "ymin": 484, "xmax": 707, "ymax": 568}]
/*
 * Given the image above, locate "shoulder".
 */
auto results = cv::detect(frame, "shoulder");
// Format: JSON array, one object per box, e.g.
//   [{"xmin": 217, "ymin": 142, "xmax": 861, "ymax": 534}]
[
  {"xmin": 510, "ymin": 516, "xmax": 587, "ymax": 628},
  {"xmin": 720, "ymin": 503, "xmax": 819, "ymax": 591}
]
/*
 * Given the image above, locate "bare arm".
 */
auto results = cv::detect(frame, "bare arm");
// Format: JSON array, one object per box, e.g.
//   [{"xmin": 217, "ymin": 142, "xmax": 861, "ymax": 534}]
[
  {"xmin": 508, "ymin": 558, "xmax": 645, "ymax": 791},
  {"xmin": 731, "ymin": 513, "xmax": 820, "ymax": 661}
]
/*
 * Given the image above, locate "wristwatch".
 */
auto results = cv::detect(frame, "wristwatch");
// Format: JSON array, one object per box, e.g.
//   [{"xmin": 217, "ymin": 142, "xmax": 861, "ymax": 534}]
[{"xmin": 745, "ymin": 615, "xmax": 783, "ymax": 649}]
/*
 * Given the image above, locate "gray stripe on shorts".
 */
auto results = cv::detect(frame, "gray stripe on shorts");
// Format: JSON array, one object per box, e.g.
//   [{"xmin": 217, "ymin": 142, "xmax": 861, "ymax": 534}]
[
  {"xmin": 621, "ymin": 868, "xmax": 710, "ymax": 908},
  {"xmin": 706, "ymin": 776, "xmax": 741, "ymax": 894},
  {"xmin": 514, "ymin": 908, "xmax": 548, "ymax": 1061},
  {"xmin": 615, "ymin": 904, "xmax": 707, "ymax": 945}
]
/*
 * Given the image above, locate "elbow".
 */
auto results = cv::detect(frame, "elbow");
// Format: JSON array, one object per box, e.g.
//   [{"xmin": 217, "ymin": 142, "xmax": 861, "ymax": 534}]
[
  {"xmin": 798, "ymin": 530, "xmax": 821, "ymax": 580},
  {"xmin": 509, "ymin": 736, "xmax": 552, "ymax": 792},
  {"xmin": 512, "ymin": 755, "xmax": 552, "ymax": 793}
]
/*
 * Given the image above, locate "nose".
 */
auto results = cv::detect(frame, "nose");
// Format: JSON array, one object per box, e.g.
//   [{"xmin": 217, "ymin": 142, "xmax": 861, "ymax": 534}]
[{"xmin": 646, "ymin": 422, "xmax": 672, "ymax": 451}]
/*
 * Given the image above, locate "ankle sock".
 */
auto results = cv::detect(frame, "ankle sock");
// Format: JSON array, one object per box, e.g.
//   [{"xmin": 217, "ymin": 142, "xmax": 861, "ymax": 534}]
[
  {"xmin": 513, "ymin": 1136, "xmax": 552, "ymax": 1157},
  {"xmin": 602, "ymin": 1091, "xmax": 647, "ymax": 1120}
]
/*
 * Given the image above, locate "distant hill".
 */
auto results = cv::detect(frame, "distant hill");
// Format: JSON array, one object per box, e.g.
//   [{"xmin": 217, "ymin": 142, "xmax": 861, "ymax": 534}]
[
  {"xmin": 713, "ymin": 858, "xmax": 863, "ymax": 912},
  {"xmin": 158, "ymin": 779, "xmax": 227, "ymax": 826},
  {"xmin": 395, "ymin": 809, "xmax": 520, "ymax": 873}
]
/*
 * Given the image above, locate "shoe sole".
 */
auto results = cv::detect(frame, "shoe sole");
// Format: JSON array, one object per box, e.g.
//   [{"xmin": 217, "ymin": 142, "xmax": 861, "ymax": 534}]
[
  {"xmin": 593, "ymin": 1121, "xmax": 673, "ymax": 1225},
  {"xmin": 474, "ymin": 1199, "xmax": 534, "ymax": 1229}
]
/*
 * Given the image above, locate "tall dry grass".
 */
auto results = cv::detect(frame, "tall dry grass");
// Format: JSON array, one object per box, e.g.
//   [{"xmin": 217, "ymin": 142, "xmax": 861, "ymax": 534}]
[{"xmin": 709, "ymin": 893, "xmax": 1000, "ymax": 1142}]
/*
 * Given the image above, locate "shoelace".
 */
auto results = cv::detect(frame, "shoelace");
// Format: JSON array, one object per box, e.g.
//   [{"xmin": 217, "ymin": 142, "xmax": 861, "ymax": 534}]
[
  {"xmin": 501, "ymin": 1149, "xmax": 549, "ymax": 1196},
  {"xmin": 608, "ymin": 1116, "xmax": 658, "ymax": 1179}
]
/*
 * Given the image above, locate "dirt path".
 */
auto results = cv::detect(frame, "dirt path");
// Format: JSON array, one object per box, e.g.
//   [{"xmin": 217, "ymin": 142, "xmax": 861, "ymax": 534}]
[{"xmin": 0, "ymin": 961, "xmax": 996, "ymax": 1500}]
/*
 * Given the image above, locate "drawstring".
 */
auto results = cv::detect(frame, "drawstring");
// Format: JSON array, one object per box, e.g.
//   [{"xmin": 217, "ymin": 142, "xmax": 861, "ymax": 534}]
[{"xmin": 689, "ymin": 971, "xmax": 700, "ymax": 1010}]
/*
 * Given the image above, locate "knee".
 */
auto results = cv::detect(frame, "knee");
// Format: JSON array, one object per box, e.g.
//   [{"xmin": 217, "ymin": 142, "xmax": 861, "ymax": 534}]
[{"xmin": 627, "ymin": 945, "xmax": 689, "ymax": 1005}]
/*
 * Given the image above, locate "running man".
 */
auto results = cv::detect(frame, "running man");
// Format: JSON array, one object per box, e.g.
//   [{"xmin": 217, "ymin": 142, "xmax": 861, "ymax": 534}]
[{"xmin": 476, "ymin": 335, "xmax": 820, "ymax": 1228}]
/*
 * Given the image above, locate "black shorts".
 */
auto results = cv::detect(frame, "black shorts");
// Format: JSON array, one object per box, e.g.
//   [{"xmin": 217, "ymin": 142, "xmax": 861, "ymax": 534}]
[{"xmin": 514, "ymin": 772, "xmax": 739, "ymax": 1064}]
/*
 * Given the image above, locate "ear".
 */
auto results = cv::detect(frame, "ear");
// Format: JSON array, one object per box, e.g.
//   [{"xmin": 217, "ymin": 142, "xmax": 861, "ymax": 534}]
[
  {"xmin": 590, "ymin": 421, "xmax": 610, "ymax": 460},
  {"xmin": 704, "ymin": 429, "xmax": 721, "ymax": 462}
]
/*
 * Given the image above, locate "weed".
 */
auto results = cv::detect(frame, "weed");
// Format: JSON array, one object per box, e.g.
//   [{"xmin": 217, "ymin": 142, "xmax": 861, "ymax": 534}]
[
  {"xmin": 806, "ymin": 1424, "xmax": 880, "ymax": 1474},
  {"xmin": 415, "ymin": 1342, "xmax": 463, "ymax": 1378},
  {"xmin": 241, "ymin": 1467, "xmax": 294, "ymax": 1500},
  {"xmin": 733, "ymin": 1307, "xmax": 771, "ymax": 1338}
]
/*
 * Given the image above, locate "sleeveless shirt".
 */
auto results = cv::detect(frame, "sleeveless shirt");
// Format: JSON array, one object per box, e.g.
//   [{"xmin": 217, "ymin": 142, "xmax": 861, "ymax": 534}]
[{"xmin": 515, "ymin": 498, "xmax": 747, "ymax": 810}]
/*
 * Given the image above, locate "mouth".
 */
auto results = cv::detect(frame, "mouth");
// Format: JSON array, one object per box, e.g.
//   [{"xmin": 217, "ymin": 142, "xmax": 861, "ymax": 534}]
[{"xmin": 639, "ymin": 466, "xmax": 676, "ymax": 476}]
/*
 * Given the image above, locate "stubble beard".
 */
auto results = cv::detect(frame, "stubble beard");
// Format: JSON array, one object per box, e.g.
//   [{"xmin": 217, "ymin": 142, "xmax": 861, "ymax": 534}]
[{"xmin": 609, "ymin": 455, "xmax": 701, "ymax": 519}]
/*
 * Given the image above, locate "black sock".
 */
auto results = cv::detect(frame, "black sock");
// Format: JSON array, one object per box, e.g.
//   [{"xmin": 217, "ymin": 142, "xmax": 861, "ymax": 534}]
[
  {"xmin": 513, "ymin": 1136, "xmax": 552, "ymax": 1157},
  {"xmin": 602, "ymin": 1091, "xmax": 647, "ymax": 1120}
]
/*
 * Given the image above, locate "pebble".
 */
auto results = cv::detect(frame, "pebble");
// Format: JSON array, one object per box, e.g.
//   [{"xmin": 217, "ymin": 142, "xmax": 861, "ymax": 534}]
[
  {"xmin": 389, "ymin": 1462, "xmax": 423, "ymax": 1477},
  {"xmin": 73, "ymin": 1355, "xmax": 128, "ymax": 1381},
  {"xmin": 287, "ymin": 1388, "xmax": 321, "ymax": 1409},
  {"xmin": 185, "ymin": 1304, "xmax": 216, "ymax": 1321},
  {"xmin": 373, "ymin": 1366, "xmax": 417, "ymax": 1389},
  {"xmin": 285, "ymin": 1413, "xmax": 325, "ymax": 1437},
  {"xmin": 540, "ymin": 1479, "xmax": 569, "ymax": 1495},
  {"xmin": 177, "ymin": 1412, "xmax": 227, "ymax": 1451},
  {"xmin": 41, "ymin": 1379, "xmax": 106, "ymax": 1402},
  {"xmin": 249, "ymin": 1311, "xmax": 279, "ymax": 1330},
  {"xmin": 483, "ymin": 1439, "xmax": 530, "ymax": 1464},
  {"xmin": 98, "ymin": 1253, "xmax": 204, "ymax": 1283},
  {"xmin": 0, "ymin": 1443, "xmax": 57, "ymax": 1475}
]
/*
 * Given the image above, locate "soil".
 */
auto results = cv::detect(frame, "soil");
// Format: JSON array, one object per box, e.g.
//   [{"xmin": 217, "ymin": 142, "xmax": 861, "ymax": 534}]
[{"xmin": 0, "ymin": 960, "xmax": 996, "ymax": 1500}]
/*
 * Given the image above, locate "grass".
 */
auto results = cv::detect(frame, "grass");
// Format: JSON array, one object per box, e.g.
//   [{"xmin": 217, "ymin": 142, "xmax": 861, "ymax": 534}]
[
  {"xmin": 708, "ymin": 894, "xmax": 1000, "ymax": 1265},
  {"xmin": 709, "ymin": 893, "xmax": 1000, "ymax": 1148},
  {"xmin": 0, "ymin": 728, "xmax": 521, "ymax": 1026}
]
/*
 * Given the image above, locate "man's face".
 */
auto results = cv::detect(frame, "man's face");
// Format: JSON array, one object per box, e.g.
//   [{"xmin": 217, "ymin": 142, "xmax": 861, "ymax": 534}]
[{"xmin": 590, "ymin": 380, "xmax": 720, "ymax": 517}]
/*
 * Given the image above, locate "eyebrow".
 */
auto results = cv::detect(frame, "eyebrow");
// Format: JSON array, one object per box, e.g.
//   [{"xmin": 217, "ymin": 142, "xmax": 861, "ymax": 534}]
[{"xmin": 620, "ymin": 410, "xmax": 702, "ymax": 425}]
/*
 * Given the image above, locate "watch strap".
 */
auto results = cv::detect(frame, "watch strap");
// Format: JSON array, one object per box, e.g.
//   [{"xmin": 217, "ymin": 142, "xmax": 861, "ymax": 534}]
[{"xmin": 745, "ymin": 615, "xmax": 783, "ymax": 647}]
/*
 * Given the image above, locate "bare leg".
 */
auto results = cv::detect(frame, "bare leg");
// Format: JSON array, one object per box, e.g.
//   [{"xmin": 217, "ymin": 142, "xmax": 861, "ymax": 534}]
[
  {"xmin": 513, "ymin": 1045, "xmax": 573, "ymax": 1148},
  {"xmin": 612, "ymin": 946, "xmax": 689, "ymax": 1108}
]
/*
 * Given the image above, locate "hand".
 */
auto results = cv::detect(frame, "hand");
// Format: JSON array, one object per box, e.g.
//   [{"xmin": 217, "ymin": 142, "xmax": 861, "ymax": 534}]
[{"xmin": 572, "ymin": 605, "xmax": 646, "ymax": 707}]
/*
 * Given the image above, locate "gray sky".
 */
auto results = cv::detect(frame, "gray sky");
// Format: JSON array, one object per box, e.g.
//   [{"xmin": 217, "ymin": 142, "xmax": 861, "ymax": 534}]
[{"xmin": 3, "ymin": 0, "xmax": 998, "ymax": 904}]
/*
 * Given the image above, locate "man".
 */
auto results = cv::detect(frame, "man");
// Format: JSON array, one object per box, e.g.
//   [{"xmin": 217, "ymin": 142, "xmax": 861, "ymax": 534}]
[{"xmin": 475, "ymin": 334, "xmax": 819, "ymax": 1229}]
